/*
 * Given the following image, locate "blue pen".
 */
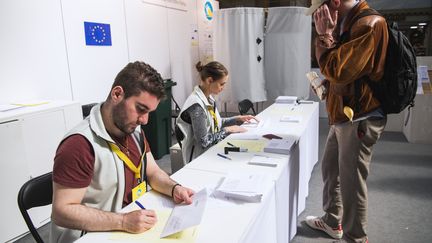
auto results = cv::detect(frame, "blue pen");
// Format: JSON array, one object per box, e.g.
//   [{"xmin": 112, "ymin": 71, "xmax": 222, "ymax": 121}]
[
  {"xmin": 135, "ymin": 200, "xmax": 146, "ymax": 209},
  {"xmin": 217, "ymin": 153, "xmax": 232, "ymax": 160}
]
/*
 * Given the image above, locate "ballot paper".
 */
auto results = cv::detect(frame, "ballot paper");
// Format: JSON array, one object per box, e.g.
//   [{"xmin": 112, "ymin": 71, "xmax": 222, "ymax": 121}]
[
  {"xmin": 228, "ymin": 132, "xmax": 261, "ymax": 140},
  {"xmin": 247, "ymin": 154, "xmax": 282, "ymax": 167},
  {"xmin": 263, "ymin": 137, "xmax": 297, "ymax": 155},
  {"xmin": 275, "ymin": 96, "xmax": 298, "ymax": 104},
  {"xmin": 213, "ymin": 172, "xmax": 270, "ymax": 203},
  {"xmin": 160, "ymin": 188, "xmax": 207, "ymax": 238},
  {"xmin": 280, "ymin": 115, "xmax": 302, "ymax": 123},
  {"xmin": 241, "ymin": 119, "xmax": 264, "ymax": 129}
]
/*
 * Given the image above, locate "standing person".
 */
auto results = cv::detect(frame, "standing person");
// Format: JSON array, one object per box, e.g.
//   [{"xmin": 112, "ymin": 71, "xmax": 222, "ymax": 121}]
[
  {"xmin": 305, "ymin": 0, "xmax": 388, "ymax": 242},
  {"xmin": 176, "ymin": 61, "xmax": 258, "ymax": 163},
  {"xmin": 50, "ymin": 61, "xmax": 195, "ymax": 243}
]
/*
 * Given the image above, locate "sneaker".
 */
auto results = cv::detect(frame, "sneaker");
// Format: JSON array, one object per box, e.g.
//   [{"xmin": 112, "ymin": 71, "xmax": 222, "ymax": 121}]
[{"xmin": 305, "ymin": 216, "xmax": 343, "ymax": 239}]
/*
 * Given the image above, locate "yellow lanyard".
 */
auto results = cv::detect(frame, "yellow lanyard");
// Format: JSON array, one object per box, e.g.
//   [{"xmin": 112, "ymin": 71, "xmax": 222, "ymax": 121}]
[
  {"xmin": 207, "ymin": 105, "xmax": 219, "ymax": 133},
  {"xmin": 109, "ymin": 139, "xmax": 146, "ymax": 182}
]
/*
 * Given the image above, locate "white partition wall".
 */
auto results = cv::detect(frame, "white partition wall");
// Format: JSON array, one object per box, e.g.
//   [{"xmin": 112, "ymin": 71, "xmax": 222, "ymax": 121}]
[
  {"xmin": 167, "ymin": 5, "xmax": 194, "ymax": 106},
  {"xmin": 61, "ymin": 0, "xmax": 129, "ymax": 104},
  {"xmin": 124, "ymin": 0, "xmax": 171, "ymax": 79},
  {"xmin": 0, "ymin": 0, "xmax": 72, "ymax": 103},
  {"xmin": 213, "ymin": 8, "xmax": 267, "ymax": 104},
  {"xmin": 265, "ymin": 7, "xmax": 311, "ymax": 100}
]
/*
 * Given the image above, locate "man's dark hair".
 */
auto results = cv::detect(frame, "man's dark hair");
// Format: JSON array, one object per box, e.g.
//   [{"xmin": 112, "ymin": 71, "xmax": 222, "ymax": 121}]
[{"xmin": 112, "ymin": 61, "xmax": 166, "ymax": 100}]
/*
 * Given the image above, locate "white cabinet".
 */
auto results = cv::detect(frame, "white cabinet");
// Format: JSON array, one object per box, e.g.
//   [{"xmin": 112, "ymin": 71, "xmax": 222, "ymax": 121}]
[{"xmin": 0, "ymin": 101, "xmax": 82, "ymax": 242}]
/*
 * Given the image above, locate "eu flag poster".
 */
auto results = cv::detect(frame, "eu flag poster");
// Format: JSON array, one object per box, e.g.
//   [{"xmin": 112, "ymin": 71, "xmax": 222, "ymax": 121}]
[{"xmin": 84, "ymin": 22, "xmax": 112, "ymax": 46}]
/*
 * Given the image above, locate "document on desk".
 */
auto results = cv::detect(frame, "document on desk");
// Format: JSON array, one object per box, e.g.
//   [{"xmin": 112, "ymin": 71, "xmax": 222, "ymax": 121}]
[
  {"xmin": 241, "ymin": 119, "xmax": 264, "ymax": 129},
  {"xmin": 111, "ymin": 209, "xmax": 199, "ymax": 243},
  {"xmin": 248, "ymin": 154, "xmax": 283, "ymax": 167},
  {"xmin": 263, "ymin": 137, "xmax": 297, "ymax": 155},
  {"xmin": 160, "ymin": 188, "xmax": 207, "ymax": 238},
  {"xmin": 280, "ymin": 115, "xmax": 302, "ymax": 123},
  {"xmin": 228, "ymin": 132, "xmax": 261, "ymax": 140},
  {"xmin": 214, "ymin": 172, "xmax": 270, "ymax": 203}
]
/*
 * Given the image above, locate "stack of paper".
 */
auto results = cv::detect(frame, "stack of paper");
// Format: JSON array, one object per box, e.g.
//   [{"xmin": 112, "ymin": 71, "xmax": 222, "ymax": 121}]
[
  {"xmin": 248, "ymin": 155, "xmax": 281, "ymax": 167},
  {"xmin": 263, "ymin": 137, "xmax": 297, "ymax": 155},
  {"xmin": 280, "ymin": 115, "xmax": 302, "ymax": 123},
  {"xmin": 213, "ymin": 173, "xmax": 269, "ymax": 203},
  {"xmin": 275, "ymin": 96, "xmax": 297, "ymax": 104}
]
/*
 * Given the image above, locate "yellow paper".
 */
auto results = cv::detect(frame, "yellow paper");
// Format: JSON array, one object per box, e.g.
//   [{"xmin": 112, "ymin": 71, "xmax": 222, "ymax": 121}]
[
  {"xmin": 110, "ymin": 210, "xmax": 198, "ymax": 243},
  {"xmin": 219, "ymin": 140, "xmax": 267, "ymax": 152},
  {"xmin": 11, "ymin": 101, "xmax": 49, "ymax": 107}
]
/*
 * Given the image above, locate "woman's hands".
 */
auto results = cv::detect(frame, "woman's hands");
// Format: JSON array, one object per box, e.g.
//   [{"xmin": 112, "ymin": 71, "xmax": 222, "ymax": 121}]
[
  {"xmin": 236, "ymin": 115, "xmax": 259, "ymax": 123},
  {"xmin": 224, "ymin": 125, "xmax": 247, "ymax": 133}
]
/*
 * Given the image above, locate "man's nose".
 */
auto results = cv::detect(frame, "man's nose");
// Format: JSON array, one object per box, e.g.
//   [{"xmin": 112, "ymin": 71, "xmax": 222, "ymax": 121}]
[{"xmin": 138, "ymin": 113, "xmax": 149, "ymax": 125}]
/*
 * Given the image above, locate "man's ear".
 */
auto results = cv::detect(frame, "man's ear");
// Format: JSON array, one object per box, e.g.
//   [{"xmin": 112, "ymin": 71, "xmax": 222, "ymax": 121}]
[{"xmin": 111, "ymin": 86, "xmax": 124, "ymax": 102}]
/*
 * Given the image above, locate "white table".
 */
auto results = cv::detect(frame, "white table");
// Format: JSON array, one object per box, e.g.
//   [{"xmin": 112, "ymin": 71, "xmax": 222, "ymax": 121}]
[
  {"xmin": 76, "ymin": 101, "xmax": 319, "ymax": 243},
  {"xmin": 76, "ymin": 168, "xmax": 277, "ymax": 243},
  {"xmin": 185, "ymin": 102, "xmax": 319, "ymax": 242}
]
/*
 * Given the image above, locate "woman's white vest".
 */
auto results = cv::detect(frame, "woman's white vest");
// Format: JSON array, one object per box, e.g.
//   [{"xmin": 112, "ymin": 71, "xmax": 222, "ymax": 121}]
[
  {"xmin": 49, "ymin": 103, "xmax": 145, "ymax": 243},
  {"xmin": 176, "ymin": 86, "xmax": 222, "ymax": 163}
]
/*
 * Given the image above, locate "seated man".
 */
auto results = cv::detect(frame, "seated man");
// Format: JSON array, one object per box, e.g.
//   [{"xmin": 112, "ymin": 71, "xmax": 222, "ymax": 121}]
[{"xmin": 50, "ymin": 61, "xmax": 194, "ymax": 243}]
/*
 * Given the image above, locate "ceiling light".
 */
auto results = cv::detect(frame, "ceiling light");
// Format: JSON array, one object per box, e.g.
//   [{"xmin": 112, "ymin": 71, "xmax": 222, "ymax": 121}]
[
  {"xmin": 410, "ymin": 26, "xmax": 418, "ymax": 29},
  {"xmin": 418, "ymin": 23, "xmax": 427, "ymax": 26}
]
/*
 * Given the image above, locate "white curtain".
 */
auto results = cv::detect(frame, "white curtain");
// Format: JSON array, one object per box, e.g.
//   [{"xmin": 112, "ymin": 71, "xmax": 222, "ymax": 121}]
[
  {"xmin": 265, "ymin": 7, "xmax": 311, "ymax": 100},
  {"xmin": 213, "ymin": 8, "xmax": 267, "ymax": 105}
]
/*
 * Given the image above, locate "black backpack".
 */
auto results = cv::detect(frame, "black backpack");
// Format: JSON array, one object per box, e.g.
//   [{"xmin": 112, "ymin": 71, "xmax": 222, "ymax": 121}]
[{"xmin": 344, "ymin": 8, "xmax": 418, "ymax": 114}]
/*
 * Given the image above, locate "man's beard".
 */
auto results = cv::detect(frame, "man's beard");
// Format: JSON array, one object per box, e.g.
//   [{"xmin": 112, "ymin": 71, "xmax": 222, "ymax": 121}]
[{"xmin": 112, "ymin": 100, "xmax": 136, "ymax": 135}]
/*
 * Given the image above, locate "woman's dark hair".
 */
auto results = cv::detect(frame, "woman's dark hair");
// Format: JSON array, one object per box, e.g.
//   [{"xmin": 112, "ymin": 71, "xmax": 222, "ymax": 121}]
[
  {"xmin": 196, "ymin": 61, "xmax": 228, "ymax": 82},
  {"xmin": 112, "ymin": 61, "xmax": 166, "ymax": 100}
]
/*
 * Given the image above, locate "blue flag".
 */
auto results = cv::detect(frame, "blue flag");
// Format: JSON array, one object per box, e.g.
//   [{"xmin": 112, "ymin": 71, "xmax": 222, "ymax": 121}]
[{"xmin": 84, "ymin": 22, "xmax": 112, "ymax": 46}]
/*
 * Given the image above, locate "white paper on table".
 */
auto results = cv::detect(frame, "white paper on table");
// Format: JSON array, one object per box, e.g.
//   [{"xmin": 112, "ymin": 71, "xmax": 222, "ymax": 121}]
[
  {"xmin": 241, "ymin": 119, "xmax": 263, "ymax": 128},
  {"xmin": 213, "ymin": 172, "xmax": 270, "ymax": 202},
  {"xmin": 280, "ymin": 115, "xmax": 302, "ymax": 123},
  {"xmin": 160, "ymin": 188, "xmax": 207, "ymax": 238},
  {"xmin": 247, "ymin": 154, "xmax": 283, "ymax": 167},
  {"xmin": 228, "ymin": 132, "xmax": 261, "ymax": 140}
]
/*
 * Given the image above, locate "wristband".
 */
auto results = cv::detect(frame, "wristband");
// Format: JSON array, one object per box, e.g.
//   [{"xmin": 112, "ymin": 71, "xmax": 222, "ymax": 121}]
[{"xmin": 171, "ymin": 183, "xmax": 181, "ymax": 198}]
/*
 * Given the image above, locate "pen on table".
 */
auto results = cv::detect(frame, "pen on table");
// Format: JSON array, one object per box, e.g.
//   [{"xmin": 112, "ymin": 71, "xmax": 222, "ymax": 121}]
[
  {"xmin": 217, "ymin": 153, "xmax": 232, "ymax": 160},
  {"xmin": 135, "ymin": 200, "xmax": 146, "ymax": 209},
  {"xmin": 227, "ymin": 142, "xmax": 236, "ymax": 147}
]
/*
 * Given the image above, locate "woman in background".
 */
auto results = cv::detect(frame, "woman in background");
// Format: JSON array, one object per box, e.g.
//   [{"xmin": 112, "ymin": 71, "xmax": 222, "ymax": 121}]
[{"xmin": 176, "ymin": 61, "xmax": 257, "ymax": 163}]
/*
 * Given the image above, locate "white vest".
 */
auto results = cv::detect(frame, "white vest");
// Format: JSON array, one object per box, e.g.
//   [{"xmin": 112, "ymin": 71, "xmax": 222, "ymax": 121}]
[
  {"xmin": 176, "ymin": 86, "xmax": 222, "ymax": 163},
  {"xmin": 50, "ymin": 103, "xmax": 145, "ymax": 243}
]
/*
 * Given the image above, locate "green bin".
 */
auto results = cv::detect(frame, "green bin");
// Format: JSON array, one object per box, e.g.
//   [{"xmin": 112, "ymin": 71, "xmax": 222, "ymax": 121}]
[{"xmin": 142, "ymin": 79, "xmax": 176, "ymax": 159}]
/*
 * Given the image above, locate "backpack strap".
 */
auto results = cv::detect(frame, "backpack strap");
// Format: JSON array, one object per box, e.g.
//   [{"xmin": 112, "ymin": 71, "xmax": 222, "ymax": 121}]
[{"xmin": 339, "ymin": 8, "xmax": 383, "ymax": 113}]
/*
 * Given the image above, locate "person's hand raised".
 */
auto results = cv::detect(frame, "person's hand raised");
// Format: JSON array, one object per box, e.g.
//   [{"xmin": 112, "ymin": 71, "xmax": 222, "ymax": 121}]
[{"xmin": 313, "ymin": 4, "xmax": 338, "ymax": 35}]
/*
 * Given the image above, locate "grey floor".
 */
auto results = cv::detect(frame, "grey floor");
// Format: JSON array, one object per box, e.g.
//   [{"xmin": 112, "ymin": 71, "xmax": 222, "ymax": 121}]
[{"xmin": 15, "ymin": 118, "xmax": 432, "ymax": 243}]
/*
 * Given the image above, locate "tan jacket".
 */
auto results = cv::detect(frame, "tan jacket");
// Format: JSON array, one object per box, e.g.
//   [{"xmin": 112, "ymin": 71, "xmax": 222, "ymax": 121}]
[{"xmin": 317, "ymin": 1, "xmax": 388, "ymax": 124}]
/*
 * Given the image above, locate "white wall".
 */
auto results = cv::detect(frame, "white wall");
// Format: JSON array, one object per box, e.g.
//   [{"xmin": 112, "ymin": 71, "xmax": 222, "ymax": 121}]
[
  {"xmin": 0, "ymin": 0, "xmax": 72, "ymax": 103},
  {"xmin": 61, "ymin": 0, "xmax": 129, "ymax": 104},
  {"xmin": 0, "ymin": 0, "xmax": 196, "ymax": 106}
]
